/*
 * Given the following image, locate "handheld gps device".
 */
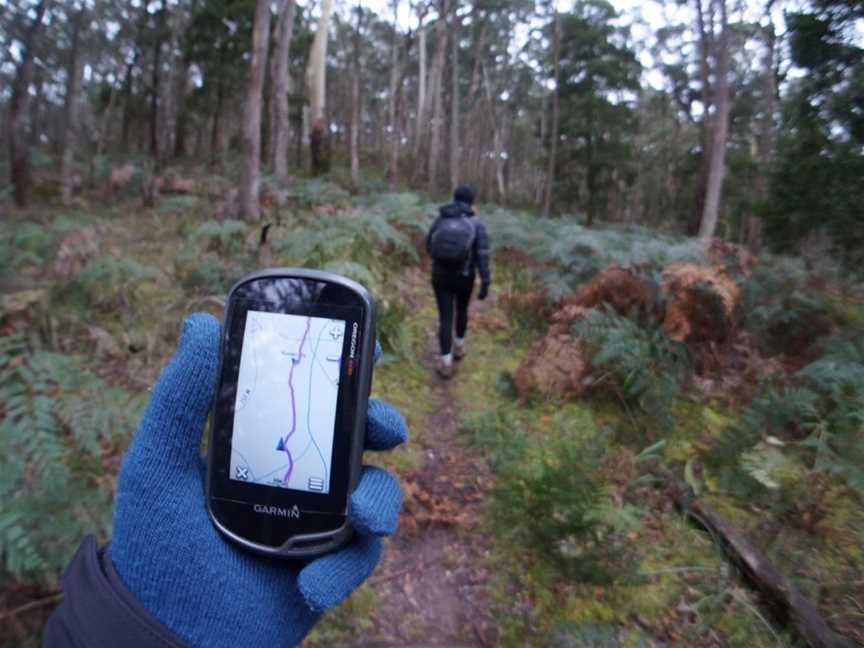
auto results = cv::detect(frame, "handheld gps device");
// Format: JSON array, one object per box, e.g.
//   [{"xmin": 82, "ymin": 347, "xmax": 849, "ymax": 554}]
[{"xmin": 205, "ymin": 268, "xmax": 375, "ymax": 559}]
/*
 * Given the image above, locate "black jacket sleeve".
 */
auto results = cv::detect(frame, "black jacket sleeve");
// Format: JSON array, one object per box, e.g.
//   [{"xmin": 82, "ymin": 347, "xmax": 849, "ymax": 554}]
[
  {"xmin": 425, "ymin": 216, "xmax": 441, "ymax": 256},
  {"xmin": 42, "ymin": 536, "xmax": 190, "ymax": 648},
  {"xmin": 473, "ymin": 219, "xmax": 491, "ymax": 285}
]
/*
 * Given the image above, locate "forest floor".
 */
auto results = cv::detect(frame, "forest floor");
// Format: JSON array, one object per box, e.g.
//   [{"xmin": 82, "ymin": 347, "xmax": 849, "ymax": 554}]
[{"xmin": 2, "ymin": 172, "xmax": 863, "ymax": 647}]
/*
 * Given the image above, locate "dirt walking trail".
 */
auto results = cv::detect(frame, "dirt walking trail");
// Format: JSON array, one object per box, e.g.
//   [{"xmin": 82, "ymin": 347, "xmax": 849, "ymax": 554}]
[{"xmin": 352, "ymin": 282, "xmax": 497, "ymax": 647}]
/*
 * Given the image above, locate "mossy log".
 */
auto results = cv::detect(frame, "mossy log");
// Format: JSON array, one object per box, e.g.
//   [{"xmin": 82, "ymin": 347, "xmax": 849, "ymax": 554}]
[{"xmin": 665, "ymin": 479, "xmax": 853, "ymax": 648}]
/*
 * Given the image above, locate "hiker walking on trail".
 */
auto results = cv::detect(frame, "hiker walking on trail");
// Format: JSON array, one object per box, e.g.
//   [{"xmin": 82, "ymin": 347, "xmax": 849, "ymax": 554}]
[{"xmin": 426, "ymin": 185, "xmax": 491, "ymax": 379}]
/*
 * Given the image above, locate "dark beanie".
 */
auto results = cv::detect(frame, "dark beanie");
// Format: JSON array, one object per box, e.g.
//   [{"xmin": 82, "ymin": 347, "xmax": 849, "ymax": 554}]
[{"xmin": 453, "ymin": 185, "xmax": 475, "ymax": 205}]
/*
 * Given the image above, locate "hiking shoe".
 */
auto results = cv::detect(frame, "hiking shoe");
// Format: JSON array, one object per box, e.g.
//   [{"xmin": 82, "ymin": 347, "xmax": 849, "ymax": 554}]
[
  {"xmin": 453, "ymin": 342, "xmax": 466, "ymax": 361},
  {"xmin": 436, "ymin": 357, "xmax": 454, "ymax": 379}
]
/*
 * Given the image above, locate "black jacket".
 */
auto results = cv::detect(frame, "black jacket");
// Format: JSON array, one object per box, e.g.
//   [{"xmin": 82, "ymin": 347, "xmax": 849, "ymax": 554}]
[
  {"xmin": 42, "ymin": 536, "xmax": 190, "ymax": 648},
  {"xmin": 426, "ymin": 202, "xmax": 491, "ymax": 285}
]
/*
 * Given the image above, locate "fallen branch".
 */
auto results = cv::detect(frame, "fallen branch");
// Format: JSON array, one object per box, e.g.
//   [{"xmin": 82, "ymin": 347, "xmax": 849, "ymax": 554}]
[{"xmin": 665, "ymin": 478, "xmax": 854, "ymax": 648}]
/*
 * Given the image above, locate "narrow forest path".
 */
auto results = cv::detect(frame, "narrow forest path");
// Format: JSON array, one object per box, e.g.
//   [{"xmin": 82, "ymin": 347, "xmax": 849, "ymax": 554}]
[{"xmin": 350, "ymin": 273, "xmax": 498, "ymax": 647}]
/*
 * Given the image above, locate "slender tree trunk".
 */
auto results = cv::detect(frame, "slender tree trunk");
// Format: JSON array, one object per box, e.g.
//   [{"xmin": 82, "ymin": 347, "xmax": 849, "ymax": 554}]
[
  {"xmin": 449, "ymin": 1, "xmax": 460, "ymax": 190},
  {"xmin": 239, "ymin": 0, "xmax": 273, "ymax": 221},
  {"xmin": 60, "ymin": 9, "xmax": 86, "ymax": 205},
  {"xmin": 173, "ymin": 0, "xmax": 199, "ymax": 160},
  {"xmin": 307, "ymin": 0, "xmax": 334, "ymax": 173},
  {"xmin": 481, "ymin": 63, "xmax": 505, "ymax": 201},
  {"xmin": 465, "ymin": 19, "xmax": 487, "ymax": 110},
  {"xmin": 535, "ymin": 94, "xmax": 547, "ymax": 205},
  {"xmin": 387, "ymin": 0, "xmax": 402, "ymax": 187},
  {"xmin": 541, "ymin": 10, "xmax": 560, "ymax": 219},
  {"xmin": 28, "ymin": 65, "xmax": 45, "ymax": 149},
  {"xmin": 120, "ymin": 59, "xmax": 135, "ymax": 153},
  {"xmin": 691, "ymin": 0, "xmax": 714, "ymax": 235},
  {"xmin": 96, "ymin": 75, "xmax": 119, "ymax": 161},
  {"xmin": 7, "ymin": 0, "xmax": 49, "ymax": 208},
  {"xmin": 149, "ymin": 0, "xmax": 167, "ymax": 168},
  {"xmin": 414, "ymin": 23, "xmax": 427, "ymax": 160},
  {"xmin": 211, "ymin": 77, "xmax": 226, "ymax": 170},
  {"xmin": 271, "ymin": 0, "xmax": 296, "ymax": 181},
  {"xmin": 266, "ymin": 0, "xmax": 285, "ymax": 166},
  {"xmin": 426, "ymin": 0, "xmax": 449, "ymax": 192},
  {"xmin": 698, "ymin": 0, "xmax": 729, "ymax": 240},
  {"xmin": 349, "ymin": 1, "xmax": 364, "ymax": 187}
]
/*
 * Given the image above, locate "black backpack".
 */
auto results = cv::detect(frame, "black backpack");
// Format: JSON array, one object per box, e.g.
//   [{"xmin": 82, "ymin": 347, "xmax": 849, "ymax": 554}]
[{"xmin": 429, "ymin": 215, "xmax": 476, "ymax": 265}]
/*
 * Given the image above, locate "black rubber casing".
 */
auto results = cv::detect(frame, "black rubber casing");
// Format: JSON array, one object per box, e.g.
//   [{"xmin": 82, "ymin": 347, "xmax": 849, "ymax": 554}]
[{"xmin": 205, "ymin": 268, "xmax": 375, "ymax": 559}]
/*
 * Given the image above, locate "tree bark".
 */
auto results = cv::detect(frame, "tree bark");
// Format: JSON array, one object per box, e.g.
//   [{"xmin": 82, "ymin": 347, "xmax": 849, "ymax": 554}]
[
  {"xmin": 349, "ymin": 1, "xmax": 364, "ymax": 188},
  {"xmin": 60, "ymin": 8, "xmax": 87, "ymax": 205},
  {"xmin": 28, "ymin": 65, "xmax": 45, "ymax": 149},
  {"xmin": 481, "ymin": 63, "xmax": 506, "ymax": 201},
  {"xmin": 698, "ymin": 0, "xmax": 729, "ymax": 240},
  {"xmin": 270, "ymin": 0, "xmax": 296, "ymax": 181},
  {"xmin": 691, "ymin": 0, "xmax": 714, "ymax": 235},
  {"xmin": 149, "ymin": 0, "xmax": 168, "ymax": 168},
  {"xmin": 307, "ymin": 0, "xmax": 334, "ymax": 173},
  {"xmin": 387, "ymin": 0, "xmax": 402, "ymax": 188},
  {"xmin": 426, "ymin": 0, "xmax": 449, "ymax": 191},
  {"xmin": 541, "ymin": 10, "xmax": 560, "ymax": 219},
  {"xmin": 449, "ymin": 1, "xmax": 460, "ymax": 190},
  {"xmin": 173, "ymin": 0, "xmax": 199, "ymax": 160},
  {"xmin": 239, "ymin": 0, "xmax": 273, "ymax": 222},
  {"xmin": 414, "ymin": 22, "xmax": 428, "ymax": 160},
  {"xmin": 7, "ymin": 0, "xmax": 49, "ymax": 208}
]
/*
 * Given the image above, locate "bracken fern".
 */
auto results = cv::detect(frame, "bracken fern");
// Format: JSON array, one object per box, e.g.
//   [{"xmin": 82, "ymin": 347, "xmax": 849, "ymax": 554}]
[{"xmin": 0, "ymin": 335, "xmax": 144, "ymax": 583}]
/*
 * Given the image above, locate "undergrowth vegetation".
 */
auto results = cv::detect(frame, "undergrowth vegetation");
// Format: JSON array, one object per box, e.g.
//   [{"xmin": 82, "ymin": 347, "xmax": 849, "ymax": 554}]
[{"xmin": 1, "ymin": 173, "xmax": 862, "ymax": 646}]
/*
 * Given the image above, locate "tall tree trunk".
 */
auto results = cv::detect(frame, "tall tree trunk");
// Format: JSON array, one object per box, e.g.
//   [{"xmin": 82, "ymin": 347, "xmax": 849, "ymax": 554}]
[
  {"xmin": 210, "ymin": 77, "xmax": 226, "ymax": 170},
  {"xmin": 414, "ymin": 23, "xmax": 427, "ymax": 160},
  {"xmin": 239, "ymin": 0, "xmax": 273, "ymax": 221},
  {"xmin": 120, "ymin": 59, "xmax": 135, "ymax": 154},
  {"xmin": 28, "ymin": 65, "xmax": 45, "ymax": 149},
  {"xmin": 60, "ymin": 8, "xmax": 86, "ymax": 205},
  {"xmin": 535, "ymin": 95, "xmax": 547, "ymax": 205},
  {"xmin": 173, "ymin": 0, "xmax": 199, "ymax": 160},
  {"xmin": 307, "ymin": 0, "xmax": 334, "ymax": 173},
  {"xmin": 690, "ymin": 0, "xmax": 714, "ymax": 235},
  {"xmin": 481, "ymin": 63, "xmax": 505, "ymax": 201},
  {"xmin": 698, "ymin": 0, "xmax": 729, "ymax": 240},
  {"xmin": 270, "ymin": 0, "xmax": 296, "ymax": 181},
  {"xmin": 387, "ymin": 0, "xmax": 402, "ymax": 188},
  {"xmin": 449, "ymin": 1, "xmax": 460, "ymax": 190},
  {"xmin": 349, "ymin": 1, "xmax": 364, "ymax": 187},
  {"xmin": 426, "ymin": 0, "xmax": 449, "ymax": 192},
  {"xmin": 7, "ymin": 0, "xmax": 49, "ymax": 208},
  {"xmin": 541, "ymin": 10, "xmax": 560, "ymax": 219},
  {"xmin": 96, "ymin": 72, "xmax": 119, "ymax": 162},
  {"xmin": 149, "ymin": 0, "xmax": 168, "ymax": 168}
]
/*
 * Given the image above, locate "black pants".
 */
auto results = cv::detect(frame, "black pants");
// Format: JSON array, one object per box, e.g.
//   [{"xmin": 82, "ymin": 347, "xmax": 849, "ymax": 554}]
[{"xmin": 432, "ymin": 274, "xmax": 474, "ymax": 355}]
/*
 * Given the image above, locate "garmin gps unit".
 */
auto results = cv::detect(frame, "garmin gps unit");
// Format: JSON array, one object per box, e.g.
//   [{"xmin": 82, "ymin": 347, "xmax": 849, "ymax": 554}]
[{"xmin": 205, "ymin": 268, "xmax": 375, "ymax": 559}]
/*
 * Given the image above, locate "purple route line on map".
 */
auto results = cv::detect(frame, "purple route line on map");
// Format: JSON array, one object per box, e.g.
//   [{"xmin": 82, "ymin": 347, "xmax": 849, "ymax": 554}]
[{"xmin": 282, "ymin": 318, "xmax": 311, "ymax": 485}]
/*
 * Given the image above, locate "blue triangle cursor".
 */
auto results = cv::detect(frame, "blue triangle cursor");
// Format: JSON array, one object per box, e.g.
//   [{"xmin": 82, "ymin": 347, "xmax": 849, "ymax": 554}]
[{"xmin": 276, "ymin": 437, "xmax": 285, "ymax": 452}]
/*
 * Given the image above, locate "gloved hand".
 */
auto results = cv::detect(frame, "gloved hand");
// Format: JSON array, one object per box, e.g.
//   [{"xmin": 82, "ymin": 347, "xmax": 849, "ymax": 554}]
[
  {"xmin": 478, "ymin": 282, "xmax": 490, "ymax": 300},
  {"xmin": 111, "ymin": 313, "xmax": 406, "ymax": 648}
]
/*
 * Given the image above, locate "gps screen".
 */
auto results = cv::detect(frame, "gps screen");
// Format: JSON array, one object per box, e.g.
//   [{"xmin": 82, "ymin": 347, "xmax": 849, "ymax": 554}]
[{"xmin": 229, "ymin": 310, "xmax": 346, "ymax": 494}]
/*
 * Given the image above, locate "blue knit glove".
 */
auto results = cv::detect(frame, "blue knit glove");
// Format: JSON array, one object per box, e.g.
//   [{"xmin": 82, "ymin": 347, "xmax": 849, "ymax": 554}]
[{"xmin": 111, "ymin": 313, "xmax": 406, "ymax": 648}]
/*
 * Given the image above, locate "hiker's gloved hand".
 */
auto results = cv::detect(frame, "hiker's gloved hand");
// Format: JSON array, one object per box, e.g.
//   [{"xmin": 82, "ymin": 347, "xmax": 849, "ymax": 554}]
[
  {"xmin": 478, "ymin": 282, "xmax": 490, "ymax": 300},
  {"xmin": 111, "ymin": 313, "xmax": 406, "ymax": 648}
]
